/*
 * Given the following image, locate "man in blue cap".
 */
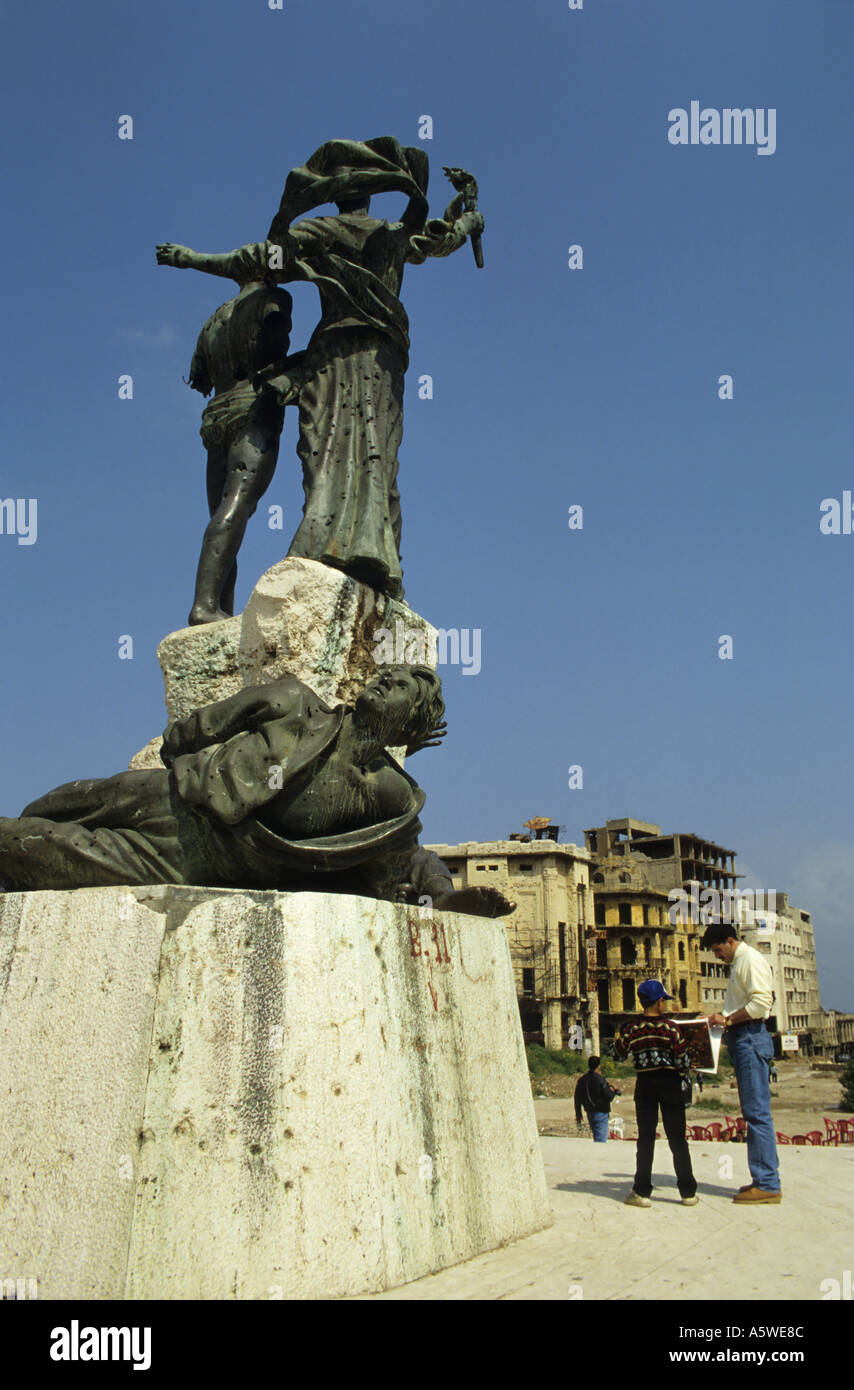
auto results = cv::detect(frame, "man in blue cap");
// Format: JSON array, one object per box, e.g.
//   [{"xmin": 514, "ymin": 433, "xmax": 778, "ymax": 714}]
[{"xmin": 614, "ymin": 979, "xmax": 698, "ymax": 1207}]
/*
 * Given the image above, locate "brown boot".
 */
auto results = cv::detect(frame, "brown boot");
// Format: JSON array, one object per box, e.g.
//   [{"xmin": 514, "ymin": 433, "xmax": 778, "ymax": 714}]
[{"xmin": 733, "ymin": 1186, "xmax": 782, "ymax": 1204}]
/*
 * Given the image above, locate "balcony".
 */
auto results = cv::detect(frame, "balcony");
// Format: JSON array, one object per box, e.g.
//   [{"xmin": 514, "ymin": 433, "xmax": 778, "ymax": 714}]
[
  {"xmin": 609, "ymin": 959, "xmax": 666, "ymax": 979},
  {"xmin": 603, "ymin": 920, "xmax": 673, "ymax": 932}
]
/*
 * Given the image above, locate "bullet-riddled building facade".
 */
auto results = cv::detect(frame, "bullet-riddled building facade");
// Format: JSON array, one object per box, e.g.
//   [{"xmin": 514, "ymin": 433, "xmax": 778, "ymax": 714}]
[
  {"xmin": 584, "ymin": 819, "xmax": 829, "ymax": 1056},
  {"xmin": 425, "ymin": 839, "xmax": 598, "ymax": 1053},
  {"xmin": 584, "ymin": 818, "xmax": 739, "ymax": 901},
  {"xmin": 584, "ymin": 818, "xmax": 737, "ymax": 1028},
  {"xmin": 740, "ymin": 893, "xmax": 825, "ymax": 1055},
  {"xmin": 822, "ymin": 1010, "xmax": 854, "ymax": 1060},
  {"xmin": 585, "ymin": 851, "xmax": 702, "ymax": 1041}
]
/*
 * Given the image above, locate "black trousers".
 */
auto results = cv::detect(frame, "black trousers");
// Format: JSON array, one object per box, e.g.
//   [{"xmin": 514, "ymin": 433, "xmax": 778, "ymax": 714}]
[{"xmin": 633, "ymin": 1070, "xmax": 697, "ymax": 1198}]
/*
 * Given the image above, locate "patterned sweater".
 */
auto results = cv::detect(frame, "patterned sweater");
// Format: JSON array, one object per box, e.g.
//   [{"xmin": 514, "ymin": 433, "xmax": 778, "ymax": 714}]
[{"xmin": 613, "ymin": 1017, "xmax": 690, "ymax": 1074}]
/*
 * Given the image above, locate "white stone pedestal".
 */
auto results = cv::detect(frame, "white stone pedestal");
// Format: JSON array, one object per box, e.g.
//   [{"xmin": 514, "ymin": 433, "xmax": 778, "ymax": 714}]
[{"xmin": 0, "ymin": 887, "xmax": 551, "ymax": 1300}]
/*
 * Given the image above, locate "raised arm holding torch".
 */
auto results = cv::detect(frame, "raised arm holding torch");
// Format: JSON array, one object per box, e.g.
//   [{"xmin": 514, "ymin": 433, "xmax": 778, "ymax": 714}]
[{"xmin": 443, "ymin": 166, "xmax": 484, "ymax": 268}]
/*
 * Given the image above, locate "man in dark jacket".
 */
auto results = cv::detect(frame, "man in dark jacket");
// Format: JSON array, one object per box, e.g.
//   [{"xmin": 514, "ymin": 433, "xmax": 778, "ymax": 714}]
[{"xmin": 574, "ymin": 1056, "xmax": 620, "ymax": 1142}]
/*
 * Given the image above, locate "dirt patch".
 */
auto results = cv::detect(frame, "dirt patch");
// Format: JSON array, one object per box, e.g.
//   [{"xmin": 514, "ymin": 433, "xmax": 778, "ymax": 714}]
[{"xmin": 534, "ymin": 1061, "xmax": 853, "ymax": 1142}]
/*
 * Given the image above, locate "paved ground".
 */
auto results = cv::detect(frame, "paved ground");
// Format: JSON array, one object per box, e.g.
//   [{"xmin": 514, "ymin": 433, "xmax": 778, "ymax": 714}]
[{"xmin": 361, "ymin": 1136, "xmax": 854, "ymax": 1300}]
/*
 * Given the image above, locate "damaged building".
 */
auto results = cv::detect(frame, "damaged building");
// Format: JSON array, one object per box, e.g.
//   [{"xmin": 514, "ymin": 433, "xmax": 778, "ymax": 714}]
[{"xmin": 426, "ymin": 831, "xmax": 598, "ymax": 1053}]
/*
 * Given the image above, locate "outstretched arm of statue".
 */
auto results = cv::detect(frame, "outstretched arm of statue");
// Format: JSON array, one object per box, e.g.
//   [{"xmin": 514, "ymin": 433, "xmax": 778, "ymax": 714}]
[
  {"xmin": 431, "ymin": 884, "xmax": 516, "ymax": 919},
  {"xmin": 156, "ymin": 241, "xmax": 285, "ymax": 284},
  {"xmin": 156, "ymin": 243, "xmax": 234, "ymax": 277},
  {"xmin": 397, "ymin": 848, "xmax": 516, "ymax": 919}
]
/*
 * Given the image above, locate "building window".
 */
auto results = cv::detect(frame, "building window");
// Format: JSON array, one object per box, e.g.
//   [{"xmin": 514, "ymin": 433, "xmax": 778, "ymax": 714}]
[
  {"xmin": 679, "ymin": 979, "xmax": 688, "ymax": 1007},
  {"xmin": 622, "ymin": 979, "xmax": 636, "ymax": 1011},
  {"xmin": 619, "ymin": 902, "xmax": 632, "ymax": 925},
  {"xmin": 643, "ymin": 939, "xmax": 651, "ymax": 964},
  {"xmin": 595, "ymin": 901, "xmax": 606, "ymax": 925},
  {"xmin": 596, "ymin": 939, "xmax": 607, "ymax": 966},
  {"xmin": 620, "ymin": 936, "xmax": 637, "ymax": 966},
  {"xmin": 678, "ymin": 941, "xmax": 685, "ymax": 962},
  {"xmin": 619, "ymin": 872, "xmax": 631, "ymax": 884},
  {"xmin": 518, "ymin": 863, "xmax": 532, "ymax": 872},
  {"xmin": 522, "ymin": 968, "xmax": 535, "ymax": 995},
  {"xmin": 593, "ymin": 873, "xmax": 604, "ymax": 884},
  {"xmin": 598, "ymin": 978, "xmax": 610, "ymax": 1012}
]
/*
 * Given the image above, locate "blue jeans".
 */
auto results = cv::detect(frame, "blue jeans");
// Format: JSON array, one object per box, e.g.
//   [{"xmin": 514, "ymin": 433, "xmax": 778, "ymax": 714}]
[
  {"xmin": 590, "ymin": 1111, "xmax": 609, "ymax": 1142},
  {"xmin": 727, "ymin": 1021, "xmax": 780, "ymax": 1191}
]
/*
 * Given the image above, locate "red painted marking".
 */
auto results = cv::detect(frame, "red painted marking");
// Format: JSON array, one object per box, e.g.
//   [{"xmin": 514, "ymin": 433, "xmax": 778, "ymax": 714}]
[
  {"xmin": 440, "ymin": 921, "xmax": 451, "ymax": 964},
  {"xmin": 406, "ymin": 918, "xmax": 455, "ymax": 1012}
]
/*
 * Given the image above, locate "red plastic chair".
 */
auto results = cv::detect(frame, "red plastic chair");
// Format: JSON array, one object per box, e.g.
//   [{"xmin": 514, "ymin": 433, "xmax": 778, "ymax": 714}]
[
  {"xmin": 791, "ymin": 1135, "xmax": 808, "ymax": 1145},
  {"xmin": 839, "ymin": 1128, "xmax": 854, "ymax": 1145},
  {"xmin": 804, "ymin": 1131, "xmax": 824, "ymax": 1146},
  {"xmin": 735, "ymin": 1117, "xmax": 747, "ymax": 1134},
  {"xmin": 688, "ymin": 1124, "xmax": 708, "ymax": 1141},
  {"xmin": 823, "ymin": 1118, "xmax": 839, "ymax": 1144},
  {"xmin": 704, "ymin": 1122, "xmax": 725, "ymax": 1141},
  {"xmin": 776, "ymin": 1131, "xmax": 791, "ymax": 1145}
]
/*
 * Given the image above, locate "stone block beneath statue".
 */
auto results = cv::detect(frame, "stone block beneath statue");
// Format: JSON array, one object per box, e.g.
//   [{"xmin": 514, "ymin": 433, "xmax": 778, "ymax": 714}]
[
  {"xmin": 160, "ymin": 555, "xmax": 437, "ymax": 719},
  {"xmin": 129, "ymin": 556, "xmax": 438, "ymax": 769}
]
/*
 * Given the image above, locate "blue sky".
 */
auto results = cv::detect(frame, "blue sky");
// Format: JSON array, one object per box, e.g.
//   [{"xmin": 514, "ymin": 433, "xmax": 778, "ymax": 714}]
[{"xmin": 2, "ymin": 0, "xmax": 853, "ymax": 1008}]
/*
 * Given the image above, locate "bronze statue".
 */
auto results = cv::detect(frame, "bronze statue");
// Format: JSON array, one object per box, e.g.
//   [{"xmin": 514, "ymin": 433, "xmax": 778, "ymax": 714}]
[
  {"xmin": 184, "ymin": 279, "xmax": 294, "ymax": 625},
  {"xmin": 157, "ymin": 137, "xmax": 484, "ymax": 605},
  {"xmin": 0, "ymin": 668, "xmax": 513, "ymax": 918}
]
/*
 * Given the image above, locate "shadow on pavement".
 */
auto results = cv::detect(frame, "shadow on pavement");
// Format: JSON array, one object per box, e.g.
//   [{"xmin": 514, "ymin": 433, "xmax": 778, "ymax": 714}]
[{"xmin": 555, "ymin": 1176, "xmax": 744, "ymax": 1203}]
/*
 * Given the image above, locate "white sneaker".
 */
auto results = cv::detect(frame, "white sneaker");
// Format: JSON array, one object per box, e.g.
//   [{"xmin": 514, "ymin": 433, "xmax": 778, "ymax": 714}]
[
  {"xmin": 681, "ymin": 1196, "xmax": 700, "ymax": 1206},
  {"xmin": 624, "ymin": 1192, "xmax": 652, "ymax": 1207}
]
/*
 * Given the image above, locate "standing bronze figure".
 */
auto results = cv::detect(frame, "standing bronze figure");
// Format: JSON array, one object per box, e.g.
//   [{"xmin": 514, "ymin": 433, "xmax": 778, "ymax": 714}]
[
  {"xmin": 157, "ymin": 137, "xmax": 484, "ymax": 607},
  {"xmin": 184, "ymin": 279, "xmax": 294, "ymax": 624}
]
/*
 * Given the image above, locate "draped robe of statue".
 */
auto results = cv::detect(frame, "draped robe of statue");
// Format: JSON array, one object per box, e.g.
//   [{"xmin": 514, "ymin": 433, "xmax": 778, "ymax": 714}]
[{"xmin": 219, "ymin": 212, "xmax": 470, "ymax": 598}]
